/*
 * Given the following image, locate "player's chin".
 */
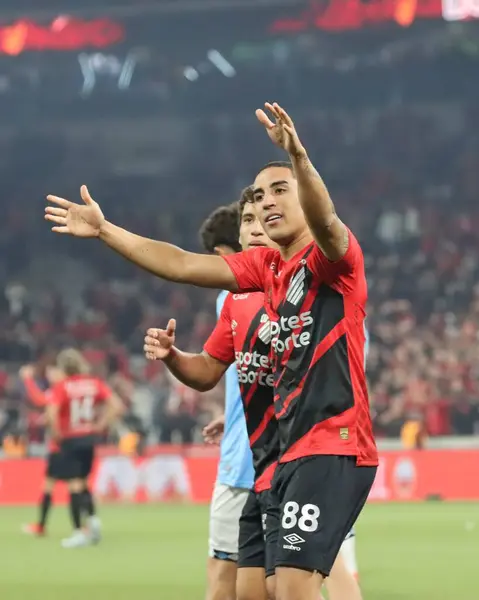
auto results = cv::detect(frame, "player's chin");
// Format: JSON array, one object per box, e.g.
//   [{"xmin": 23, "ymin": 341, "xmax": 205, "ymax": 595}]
[{"xmin": 265, "ymin": 224, "xmax": 289, "ymax": 243}]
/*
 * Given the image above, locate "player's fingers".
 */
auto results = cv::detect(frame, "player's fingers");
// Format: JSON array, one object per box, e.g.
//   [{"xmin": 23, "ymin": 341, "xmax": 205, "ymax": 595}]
[
  {"xmin": 45, "ymin": 206, "xmax": 68, "ymax": 217},
  {"xmin": 166, "ymin": 318, "xmax": 176, "ymax": 336},
  {"xmin": 144, "ymin": 344, "xmax": 159, "ymax": 356},
  {"xmin": 266, "ymin": 102, "xmax": 281, "ymax": 120},
  {"xmin": 51, "ymin": 226, "xmax": 71, "ymax": 234},
  {"xmin": 144, "ymin": 336, "xmax": 159, "ymax": 347},
  {"xmin": 274, "ymin": 103, "xmax": 294, "ymax": 127},
  {"xmin": 45, "ymin": 214, "xmax": 67, "ymax": 226},
  {"xmin": 255, "ymin": 109, "xmax": 275, "ymax": 129},
  {"xmin": 147, "ymin": 328, "xmax": 160, "ymax": 338},
  {"xmin": 80, "ymin": 185, "xmax": 94, "ymax": 205},
  {"xmin": 46, "ymin": 195, "xmax": 73, "ymax": 209},
  {"xmin": 145, "ymin": 352, "xmax": 156, "ymax": 361}
]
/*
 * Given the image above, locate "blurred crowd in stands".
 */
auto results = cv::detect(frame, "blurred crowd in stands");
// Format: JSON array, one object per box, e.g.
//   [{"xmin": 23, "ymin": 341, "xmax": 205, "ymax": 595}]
[{"xmin": 1, "ymin": 97, "xmax": 479, "ymax": 451}]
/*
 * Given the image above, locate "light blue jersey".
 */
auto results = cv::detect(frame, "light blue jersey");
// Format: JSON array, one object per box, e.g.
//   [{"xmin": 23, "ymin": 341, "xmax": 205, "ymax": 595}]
[{"xmin": 215, "ymin": 291, "xmax": 254, "ymax": 489}]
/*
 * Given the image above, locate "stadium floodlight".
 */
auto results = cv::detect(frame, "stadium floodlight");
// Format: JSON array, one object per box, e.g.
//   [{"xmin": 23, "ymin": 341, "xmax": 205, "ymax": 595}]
[
  {"xmin": 207, "ymin": 49, "xmax": 236, "ymax": 77},
  {"xmin": 183, "ymin": 66, "xmax": 199, "ymax": 81}
]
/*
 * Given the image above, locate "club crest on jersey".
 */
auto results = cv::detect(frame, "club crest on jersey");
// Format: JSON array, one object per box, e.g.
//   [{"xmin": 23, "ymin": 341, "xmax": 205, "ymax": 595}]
[
  {"xmin": 286, "ymin": 266, "xmax": 306, "ymax": 306},
  {"xmin": 231, "ymin": 319, "xmax": 238, "ymax": 336}
]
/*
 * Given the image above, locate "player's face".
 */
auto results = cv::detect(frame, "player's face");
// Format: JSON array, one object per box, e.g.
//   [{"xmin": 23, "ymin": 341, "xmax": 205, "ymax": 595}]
[
  {"xmin": 252, "ymin": 166, "xmax": 308, "ymax": 245},
  {"xmin": 239, "ymin": 204, "xmax": 272, "ymax": 251}
]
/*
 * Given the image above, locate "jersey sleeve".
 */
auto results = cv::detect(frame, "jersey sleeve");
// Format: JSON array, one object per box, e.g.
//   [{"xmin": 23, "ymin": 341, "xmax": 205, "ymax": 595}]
[
  {"xmin": 203, "ymin": 294, "xmax": 235, "ymax": 365},
  {"xmin": 222, "ymin": 247, "xmax": 274, "ymax": 292},
  {"xmin": 23, "ymin": 377, "xmax": 49, "ymax": 408},
  {"xmin": 310, "ymin": 228, "xmax": 363, "ymax": 292}
]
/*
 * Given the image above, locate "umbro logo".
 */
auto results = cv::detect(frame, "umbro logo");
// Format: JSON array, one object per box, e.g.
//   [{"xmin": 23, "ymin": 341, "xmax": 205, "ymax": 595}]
[
  {"xmin": 286, "ymin": 267, "xmax": 306, "ymax": 305},
  {"xmin": 231, "ymin": 320, "xmax": 238, "ymax": 336},
  {"xmin": 283, "ymin": 533, "xmax": 305, "ymax": 545},
  {"xmin": 282, "ymin": 533, "xmax": 305, "ymax": 552}
]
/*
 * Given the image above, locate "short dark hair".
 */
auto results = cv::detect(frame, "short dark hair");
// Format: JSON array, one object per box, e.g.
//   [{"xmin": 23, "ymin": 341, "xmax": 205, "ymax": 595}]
[
  {"xmin": 258, "ymin": 161, "xmax": 294, "ymax": 176},
  {"xmin": 199, "ymin": 203, "xmax": 241, "ymax": 253},
  {"xmin": 238, "ymin": 186, "xmax": 254, "ymax": 214}
]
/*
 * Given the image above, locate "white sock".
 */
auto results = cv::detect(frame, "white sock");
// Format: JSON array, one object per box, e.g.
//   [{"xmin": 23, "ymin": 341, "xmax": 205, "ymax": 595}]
[{"xmin": 340, "ymin": 535, "xmax": 358, "ymax": 579}]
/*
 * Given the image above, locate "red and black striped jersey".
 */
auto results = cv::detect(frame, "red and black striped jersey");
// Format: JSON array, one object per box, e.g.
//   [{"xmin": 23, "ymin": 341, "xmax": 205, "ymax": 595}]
[
  {"xmin": 223, "ymin": 230, "xmax": 378, "ymax": 467},
  {"xmin": 203, "ymin": 292, "xmax": 279, "ymax": 492}
]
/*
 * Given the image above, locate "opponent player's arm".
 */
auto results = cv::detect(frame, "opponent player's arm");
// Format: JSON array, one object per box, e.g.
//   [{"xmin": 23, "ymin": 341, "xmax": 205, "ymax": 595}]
[
  {"xmin": 99, "ymin": 222, "xmax": 239, "ymax": 290},
  {"xmin": 163, "ymin": 349, "xmax": 229, "ymax": 393},
  {"xmin": 289, "ymin": 149, "xmax": 349, "ymax": 262}
]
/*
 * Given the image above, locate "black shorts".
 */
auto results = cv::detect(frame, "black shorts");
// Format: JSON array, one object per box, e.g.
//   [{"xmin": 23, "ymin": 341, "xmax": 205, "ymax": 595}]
[
  {"xmin": 238, "ymin": 489, "xmax": 277, "ymax": 578},
  {"xmin": 60, "ymin": 436, "xmax": 96, "ymax": 481},
  {"xmin": 46, "ymin": 451, "xmax": 68, "ymax": 481},
  {"xmin": 270, "ymin": 455, "xmax": 376, "ymax": 577}
]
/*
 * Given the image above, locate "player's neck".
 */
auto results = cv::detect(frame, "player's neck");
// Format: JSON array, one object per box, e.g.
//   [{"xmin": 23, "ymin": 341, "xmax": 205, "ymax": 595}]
[{"xmin": 279, "ymin": 230, "xmax": 314, "ymax": 262}]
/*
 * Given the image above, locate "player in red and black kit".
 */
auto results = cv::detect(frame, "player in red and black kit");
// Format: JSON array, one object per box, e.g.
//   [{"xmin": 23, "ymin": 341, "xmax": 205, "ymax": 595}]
[
  {"xmin": 20, "ymin": 355, "xmax": 65, "ymax": 536},
  {"xmin": 46, "ymin": 101, "xmax": 377, "ymax": 599},
  {"xmin": 144, "ymin": 195, "xmax": 279, "ymax": 600},
  {"xmin": 46, "ymin": 348, "xmax": 123, "ymax": 548}
]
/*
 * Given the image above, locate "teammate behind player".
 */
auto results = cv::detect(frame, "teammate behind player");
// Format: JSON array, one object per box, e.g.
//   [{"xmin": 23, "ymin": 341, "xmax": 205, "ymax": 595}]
[
  {"xmin": 47, "ymin": 348, "xmax": 123, "ymax": 548},
  {"xmin": 197, "ymin": 197, "xmax": 258, "ymax": 600},
  {"xmin": 45, "ymin": 101, "xmax": 377, "ymax": 597},
  {"xmin": 146, "ymin": 195, "xmax": 277, "ymax": 600}
]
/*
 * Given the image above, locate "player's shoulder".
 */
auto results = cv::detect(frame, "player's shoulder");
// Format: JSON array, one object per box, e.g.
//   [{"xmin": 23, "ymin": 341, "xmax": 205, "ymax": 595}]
[{"xmin": 243, "ymin": 245, "xmax": 279, "ymax": 268}]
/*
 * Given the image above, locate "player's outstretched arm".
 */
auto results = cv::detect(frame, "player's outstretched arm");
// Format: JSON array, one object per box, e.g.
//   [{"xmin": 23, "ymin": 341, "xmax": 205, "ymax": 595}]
[
  {"xmin": 19, "ymin": 366, "xmax": 49, "ymax": 407},
  {"xmin": 256, "ymin": 102, "xmax": 349, "ymax": 262},
  {"xmin": 144, "ymin": 321, "xmax": 229, "ymax": 392},
  {"xmin": 45, "ymin": 186, "xmax": 239, "ymax": 290}
]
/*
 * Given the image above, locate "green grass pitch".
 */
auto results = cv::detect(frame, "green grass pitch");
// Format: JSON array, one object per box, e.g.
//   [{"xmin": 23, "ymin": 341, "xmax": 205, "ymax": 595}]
[{"xmin": 0, "ymin": 502, "xmax": 478, "ymax": 599}]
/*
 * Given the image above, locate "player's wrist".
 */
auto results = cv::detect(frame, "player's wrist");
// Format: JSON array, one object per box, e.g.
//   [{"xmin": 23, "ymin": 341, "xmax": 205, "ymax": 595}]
[
  {"xmin": 163, "ymin": 346, "xmax": 178, "ymax": 365},
  {"xmin": 98, "ymin": 218, "xmax": 112, "ymax": 240},
  {"xmin": 289, "ymin": 145, "xmax": 307, "ymax": 161}
]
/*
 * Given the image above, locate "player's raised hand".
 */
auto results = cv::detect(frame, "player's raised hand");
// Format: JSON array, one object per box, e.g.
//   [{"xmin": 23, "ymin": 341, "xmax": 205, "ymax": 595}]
[
  {"xmin": 255, "ymin": 102, "xmax": 304, "ymax": 156},
  {"xmin": 45, "ymin": 185, "xmax": 105, "ymax": 238},
  {"xmin": 144, "ymin": 319, "xmax": 176, "ymax": 361},
  {"xmin": 202, "ymin": 415, "xmax": 225, "ymax": 445},
  {"xmin": 19, "ymin": 364, "xmax": 35, "ymax": 380}
]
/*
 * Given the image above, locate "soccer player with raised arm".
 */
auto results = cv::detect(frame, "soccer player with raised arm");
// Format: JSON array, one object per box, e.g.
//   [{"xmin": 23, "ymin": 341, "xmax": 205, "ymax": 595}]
[
  {"xmin": 20, "ymin": 360, "xmax": 65, "ymax": 536},
  {"xmin": 45, "ymin": 102, "xmax": 377, "ymax": 600},
  {"xmin": 144, "ymin": 196, "xmax": 362, "ymax": 600}
]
